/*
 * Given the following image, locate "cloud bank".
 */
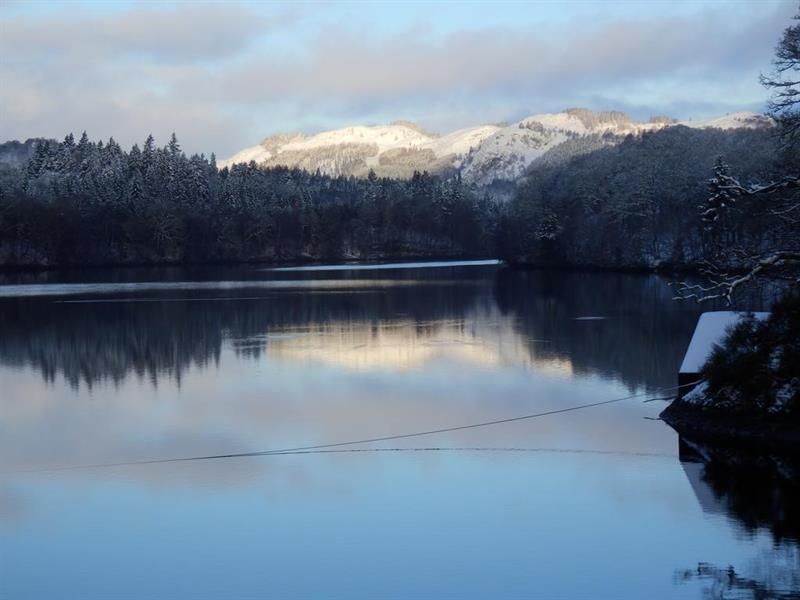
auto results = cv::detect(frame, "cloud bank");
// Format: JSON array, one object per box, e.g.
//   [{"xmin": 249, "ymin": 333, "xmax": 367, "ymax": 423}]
[{"xmin": 0, "ymin": 1, "xmax": 795, "ymax": 156}]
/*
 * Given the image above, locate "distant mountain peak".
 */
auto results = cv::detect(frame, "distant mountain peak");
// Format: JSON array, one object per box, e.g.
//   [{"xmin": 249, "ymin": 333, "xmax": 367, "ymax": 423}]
[
  {"xmin": 680, "ymin": 111, "xmax": 772, "ymax": 130},
  {"xmin": 564, "ymin": 107, "xmax": 634, "ymax": 129},
  {"xmin": 389, "ymin": 120, "xmax": 439, "ymax": 138},
  {"xmin": 219, "ymin": 108, "xmax": 773, "ymax": 184}
]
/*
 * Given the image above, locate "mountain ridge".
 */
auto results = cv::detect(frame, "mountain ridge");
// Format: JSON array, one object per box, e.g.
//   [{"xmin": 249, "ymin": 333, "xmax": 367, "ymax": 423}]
[{"xmin": 219, "ymin": 109, "xmax": 772, "ymax": 185}]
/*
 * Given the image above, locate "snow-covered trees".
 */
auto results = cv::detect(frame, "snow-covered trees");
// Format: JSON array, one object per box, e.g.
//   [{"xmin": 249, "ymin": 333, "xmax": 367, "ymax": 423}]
[
  {"xmin": 695, "ymin": 293, "xmax": 800, "ymax": 416},
  {"xmin": 497, "ymin": 125, "xmax": 778, "ymax": 269},
  {"xmin": 674, "ymin": 9, "xmax": 800, "ymax": 304},
  {"xmin": 0, "ymin": 134, "xmax": 494, "ymax": 266},
  {"xmin": 672, "ymin": 162, "xmax": 799, "ymax": 303}
]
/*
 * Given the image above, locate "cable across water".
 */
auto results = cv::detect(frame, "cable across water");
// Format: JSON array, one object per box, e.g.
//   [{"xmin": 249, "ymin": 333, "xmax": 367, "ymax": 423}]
[{"xmin": 11, "ymin": 380, "xmax": 701, "ymax": 474}]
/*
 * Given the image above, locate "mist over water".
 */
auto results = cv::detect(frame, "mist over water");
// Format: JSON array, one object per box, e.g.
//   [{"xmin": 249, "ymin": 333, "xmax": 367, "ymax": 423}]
[{"xmin": 0, "ymin": 262, "xmax": 795, "ymax": 599}]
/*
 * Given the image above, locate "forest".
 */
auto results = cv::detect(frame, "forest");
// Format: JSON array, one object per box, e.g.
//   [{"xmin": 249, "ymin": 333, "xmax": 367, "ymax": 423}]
[
  {"xmin": 498, "ymin": 125, "xmax": 790, "ymax": 270},
  {"xmin": 0, "ymin": 123, "xmax": 793, "ymax": 272},
  {"xmin": 0, "ymin": 134, "xmax": 495, "ymax": 266}
]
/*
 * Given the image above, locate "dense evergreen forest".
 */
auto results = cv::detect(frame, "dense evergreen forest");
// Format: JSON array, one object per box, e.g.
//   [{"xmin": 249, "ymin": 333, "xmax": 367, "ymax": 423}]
[
  {"xmin": 0, "ymin": 125, "xmax": 788, "ymax": 270},
  {"xmin": 0, "ymin": 133, "xmax": 495, "ymax": 266},
  {"xmin": 498, "ymin": 126, "xmax": 787, "ymax": 270}
]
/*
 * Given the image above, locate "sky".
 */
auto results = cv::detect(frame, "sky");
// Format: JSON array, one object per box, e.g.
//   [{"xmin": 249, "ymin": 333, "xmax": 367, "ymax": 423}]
[{"xmin": 0, "ymin": 0, "xmax": 796, "ymax": 158}]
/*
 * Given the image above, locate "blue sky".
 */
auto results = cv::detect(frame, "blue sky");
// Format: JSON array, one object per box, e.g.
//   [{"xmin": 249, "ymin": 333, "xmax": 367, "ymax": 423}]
[{"xmin": 0, "ymin": 0, "xmax": 796, "ymax": 157}]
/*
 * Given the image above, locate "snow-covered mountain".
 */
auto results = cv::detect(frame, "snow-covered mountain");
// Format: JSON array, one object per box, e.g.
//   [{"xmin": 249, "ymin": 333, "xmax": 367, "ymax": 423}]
[
  {"xmin": 219, "ymin": 109, "xmax": 771, "ymax": 185},
  {"xmin": 219, "ymin": 121, "xmax": 500, "ymax": 180}
]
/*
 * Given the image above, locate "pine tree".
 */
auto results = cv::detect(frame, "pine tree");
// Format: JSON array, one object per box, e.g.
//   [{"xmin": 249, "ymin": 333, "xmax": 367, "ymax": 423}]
[{"xmin": 167, "ymin": 133, "xmax": 181, "ymax": 157}]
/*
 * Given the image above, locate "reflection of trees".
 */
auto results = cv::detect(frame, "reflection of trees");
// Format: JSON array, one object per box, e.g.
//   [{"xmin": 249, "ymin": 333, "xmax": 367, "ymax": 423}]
[
  {"xmin": 0, "ymin": 298, "xmax": 221, "ymax": 387},
  {"xmin": 494, "ymin": 269, "xmax": 703, "ymax": 390},
  {"xmin": 675, "ymin": 559, "xmax": 800, "ymax": 600},
  {"xmin": 493, "ymin": 269, "xmax": 773, "ymax": 391},
  {"xmin": 0, "ymin": 267, "xmax": 775, "ymax": 389},
  {"xmin": 678, "ymin": 438, "xmax": 800, "ymax": 543},
  {"xmin": 674, "ymin": 437, "xmax": 800, "ymax": 599},
  {"xmin": 0, "ymin": 277, "xmax": 493, "ymax": 387}
]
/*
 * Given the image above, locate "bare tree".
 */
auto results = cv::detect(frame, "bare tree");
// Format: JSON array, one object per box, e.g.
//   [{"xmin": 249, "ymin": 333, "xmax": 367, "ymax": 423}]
[{"xmin": 761, "ymin": 11, "xmax": 800, "ymax": 150}]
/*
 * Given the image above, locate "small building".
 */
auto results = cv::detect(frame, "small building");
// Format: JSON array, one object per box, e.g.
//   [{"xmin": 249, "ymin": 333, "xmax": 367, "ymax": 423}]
[{"xmin": 678, "ymin": 311, "xmax": 769, "ymax": 397}]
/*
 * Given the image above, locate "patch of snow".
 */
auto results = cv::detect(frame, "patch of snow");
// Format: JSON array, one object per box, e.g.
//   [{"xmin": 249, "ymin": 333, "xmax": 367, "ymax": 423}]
[
  {"xmin": 771, "ymin": 378, "xmax": 798, "ymax": 413},
  {"xmin": 218, "ymin": 144, "xmax": 273, "ymax": 168},
  {"xmin": 524, "ymin": 112, "xmax": 588, "ymax": 133},
  {"xmin": 423, "ymin": 125, "xmax": 500, "ymax": 160},
  {"xmin": 280, "ymin": 124, "xmax": 432, "ymax": 154},
  {"xmin": 683, "ymin": 381, "xmax": 710, "ymax": 406},
  {"xmin": 266, "ymin": 259, "xmax": 501, "ymax": 272},
  {"xmin": 679, "ymin": 111, "xmax": 771, "ymax": 131},
  {"xmin": 679, "ymin": 311, "xmax": 769, "ymax": 374},
  {"xmin": 219, "ymin": 123, "xmax": 496, "ymax": 171},
  {"xmin": 459, "ymin": 110, "xmax": 668, "ymax": 185},
  {"xmin": 769, "ymin": 347, "xmax": 783, "ymax": 370}
]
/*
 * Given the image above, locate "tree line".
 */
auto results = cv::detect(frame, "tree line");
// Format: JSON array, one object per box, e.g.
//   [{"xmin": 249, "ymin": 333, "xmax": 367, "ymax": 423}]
[
  {"xmin": 0, "ymin": 133, "xmax": 496, "ymax": 266},
  {"xmin": 1, "ymin": 125, "xmax": 787, "ymax": 272},
  {"xmin": 497, "ymin": 125, "xmax": 788, "ymax": 271}
]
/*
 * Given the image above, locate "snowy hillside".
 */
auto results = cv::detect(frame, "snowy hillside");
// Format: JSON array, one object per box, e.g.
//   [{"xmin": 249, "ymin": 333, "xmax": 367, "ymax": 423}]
[
  {"xmin": 219, "ymin": 109, "xmax": 771, "ymax": 184},
  {"xmin": 218, "ymin": 122, "xmax": 499, "ymax": 179},
  {"xmin": 680, "ymin": 111, "xmax": 772, "ymax": 131},
  {"xmin": 460, "ymin": 109, "xmax": 661, "ymax": 184}
]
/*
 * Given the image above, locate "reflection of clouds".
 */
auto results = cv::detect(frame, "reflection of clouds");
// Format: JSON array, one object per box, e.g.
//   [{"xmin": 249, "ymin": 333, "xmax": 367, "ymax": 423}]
[
  {"xmin": 255, "ymin": 309, "xmax": 573, "ymax": 376},
  {"xmin": 1, "ymin": 268, "xmax": 729, "ymax": 391},
  {"xmin": 0, "ymin": 270, "xmax": 691, "ymax": 509},
  {"xmin": 1, "ymin": 272, "xmax": 794, "ymax": 598},
  {"xmin": 0, "ymin": 333, "xmax": 668, "ymax": 488}
]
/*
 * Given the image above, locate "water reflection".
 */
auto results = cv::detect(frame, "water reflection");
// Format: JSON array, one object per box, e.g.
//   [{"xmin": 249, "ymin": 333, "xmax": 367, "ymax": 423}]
[
  {"xmin": 244, "ymin": 314, "xmax": 570, "ymax": 374},
  {"xmin": 0, "ymin": 266, "xmax": 724, "ymax": 389},
  {"xmin": 1, "ymin": 263, "xmax": 794, "ymax": 599},
  {"xmin": 0, "ymin": 265, "xmax": 692, "ymax": 475},
  {"xmin": 675, "ymin": 557, "xmax": 800, "ymax": 600},
  {"xmin": 678, "ymin": 438, "xmax": 800, "ymax": 542},
  {"xmin": 674, "ymin": 436, "xmax": 800, "ymax": 598}
]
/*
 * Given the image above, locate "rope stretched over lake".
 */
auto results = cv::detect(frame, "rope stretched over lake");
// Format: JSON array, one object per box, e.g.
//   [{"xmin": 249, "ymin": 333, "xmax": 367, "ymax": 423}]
[{"xmin": 11, "ymin": 380, "xmax": 701, "ymax": 474}]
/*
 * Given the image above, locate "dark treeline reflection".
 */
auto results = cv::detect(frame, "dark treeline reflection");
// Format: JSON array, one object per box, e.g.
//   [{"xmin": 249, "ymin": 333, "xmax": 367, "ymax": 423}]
[
  {"xmin": 675, "ymin": 560, "xmax": 800, "ymax": 600},
  {"xmin": 674, "ymin": 437, "xmax": 800, "ymax": 598},
  {"xmin": 678, "ymin": 438, "xmax": 800, "ymax": 542},
  {"xmin": 0, "ymin": 272, "xmax": 493, "ymax": 388},
  {"xmin": 0, "ymin": 266, "xmax": 771, "ymax": 389},
  {"xmin": 493, "ymin": 269, "xmax": 774, "ymax": 389}
]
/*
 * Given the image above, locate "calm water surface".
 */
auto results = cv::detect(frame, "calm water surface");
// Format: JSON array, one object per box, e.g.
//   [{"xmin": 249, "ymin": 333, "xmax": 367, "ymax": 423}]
[{"xmin": 0, "ymin": 261, "xmax": 797, "ymax": 599}]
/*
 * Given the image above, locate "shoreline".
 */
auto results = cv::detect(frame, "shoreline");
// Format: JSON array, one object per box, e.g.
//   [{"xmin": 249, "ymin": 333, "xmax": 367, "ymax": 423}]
[
  {"xmin": 0, "ymin": 256, "xmax": 712, "ymax": 277},
  {"xmin": 0, "ymin": 253, "xmax": 498, "ymax": 274},
  {"xmin": 660, "ymin": 399, "xmax": 800, "ymax": 449}
]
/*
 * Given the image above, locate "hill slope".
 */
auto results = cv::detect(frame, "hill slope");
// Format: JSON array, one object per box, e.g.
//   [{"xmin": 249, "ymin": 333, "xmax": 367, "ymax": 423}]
[{"xmin": 220, "ymin": 109, "xmax": 772, "ymax": 185}]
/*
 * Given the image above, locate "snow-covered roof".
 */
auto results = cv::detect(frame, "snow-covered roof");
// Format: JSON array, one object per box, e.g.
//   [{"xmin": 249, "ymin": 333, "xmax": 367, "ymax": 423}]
[{"xmin": 679, "ymin": 311, "xmax": 769, "ymax": 374}]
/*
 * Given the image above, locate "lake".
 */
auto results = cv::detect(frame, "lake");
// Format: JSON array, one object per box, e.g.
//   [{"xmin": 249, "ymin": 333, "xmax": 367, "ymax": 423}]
[{"xmin": 0, "ymin": 260, "xmax": 797, "ymax": 599}]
